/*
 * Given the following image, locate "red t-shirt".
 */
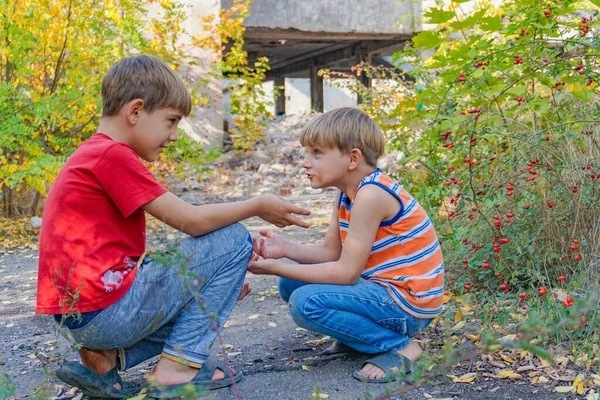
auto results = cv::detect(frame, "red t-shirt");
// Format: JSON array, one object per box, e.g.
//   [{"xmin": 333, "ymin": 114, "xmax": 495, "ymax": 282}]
[{"xmin": 36, "ymin": 133, "xmax": 167, "ymax": 314}]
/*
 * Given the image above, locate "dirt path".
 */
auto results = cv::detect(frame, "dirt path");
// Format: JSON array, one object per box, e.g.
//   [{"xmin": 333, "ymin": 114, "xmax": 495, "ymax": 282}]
[{"xmin": 0, "ymin": 115, "xmax": 576, "ymax": 399}]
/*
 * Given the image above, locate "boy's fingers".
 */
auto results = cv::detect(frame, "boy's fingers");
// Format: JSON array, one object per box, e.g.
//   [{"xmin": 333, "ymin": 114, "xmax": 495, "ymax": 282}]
[
  {"xmin": 290, "ymin": 205, "xmax": 311, "ymax": 216},
  {"xmin": 287, "ymin": 215, "xmax": 310, "ymax": 229},
  {"xmin": 259, "ymin": 230, "xmax": 272, "ymax": 238}
]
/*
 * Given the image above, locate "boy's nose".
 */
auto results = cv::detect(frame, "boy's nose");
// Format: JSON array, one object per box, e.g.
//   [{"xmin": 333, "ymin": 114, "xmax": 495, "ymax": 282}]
[
  {"xmin": 170, "ymin": 131, "xmax": 178, "ymax": 141},
  {"xmin": 301, "ymin": 158, "xmax": 310, "ymax": 169}
]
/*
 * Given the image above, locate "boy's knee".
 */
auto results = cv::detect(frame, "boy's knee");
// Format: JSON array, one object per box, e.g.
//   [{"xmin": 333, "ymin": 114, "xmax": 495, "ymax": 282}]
[
  {"xmin": 278, "ymin": 278, "xmax": 295, "ymax": 303},
  {"xmin": 288, "ymin": 288, "xmax": 323, "ymax": 324},
  {"xmin": 220, "ymin": 223, "xmax": 250, "ymax": 245}
]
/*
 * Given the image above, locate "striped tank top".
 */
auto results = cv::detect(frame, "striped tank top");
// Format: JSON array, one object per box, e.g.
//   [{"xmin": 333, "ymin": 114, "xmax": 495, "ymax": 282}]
[{"xmin": 338, "ymin": 169, "xmax": 444, "ymax": 318}]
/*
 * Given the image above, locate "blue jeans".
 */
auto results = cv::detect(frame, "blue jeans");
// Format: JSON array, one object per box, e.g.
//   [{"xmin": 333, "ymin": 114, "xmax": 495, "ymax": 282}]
[
  {"xmin": 279, "ymin": 278, "xmax": 433, "ymax": 354},
  {"xmin": 58, "ymin": 223, "xmax": 252, "ymax": 370}
]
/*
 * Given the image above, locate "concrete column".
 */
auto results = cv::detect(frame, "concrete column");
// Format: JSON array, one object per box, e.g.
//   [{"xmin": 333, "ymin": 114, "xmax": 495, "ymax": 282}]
[
  {"xmin": 274, "ymin": 76, "xmax": 286, "ymax": 115},
  {"xmin": 310, "ymin": 63, "xmax": 324, "ymax": 113}
]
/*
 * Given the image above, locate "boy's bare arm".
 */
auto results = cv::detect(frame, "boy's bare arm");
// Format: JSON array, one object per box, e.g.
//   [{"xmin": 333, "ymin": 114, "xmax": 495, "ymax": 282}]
[
  {"xmin": 142, "ymin": 192, "xmax": 310, "ymax": 237},
  {"xmin": 249, "ymin": 185, "xmax": 396, "ymax": 284},
  {"xmin": 255, "ymin": 202, "xmax": 342, "ymax": 264}
]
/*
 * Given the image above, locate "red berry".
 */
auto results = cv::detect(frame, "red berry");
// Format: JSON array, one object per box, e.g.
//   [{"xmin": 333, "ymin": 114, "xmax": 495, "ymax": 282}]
[
  {"xmin": 558, "ymin": 275, "xmax": 566, "ymax": 281},
  {"xmin": 581, "ymin": 316, "xmax": 587, "ymax": 324},
  {"xmin": 500, "ymin": 238, "xmax": 510, "ymax": 244},
  {"xmin": 464, "ymin": 283, "xmax": 472, "ymax": 291},
  {"xmin": 524, "ymin": 204, "xmax": 530, "ymax": 209},
  {"xmin": 574, "ymin": 254, "xmax": 581, "ymax": 261},
  {"xmin": 519, "ymin": 292, "xmax": 527, "ymax": 299},
  {"xmin": 539, "ymin": 287, "xmax": 547, "ymax": 295}
]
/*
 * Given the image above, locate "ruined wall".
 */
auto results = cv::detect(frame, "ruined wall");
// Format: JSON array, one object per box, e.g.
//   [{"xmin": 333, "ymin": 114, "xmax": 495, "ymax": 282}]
[
  {"xmin": 222, "ymin": 0, "xmax": 421, "ymax": 34},
  {"xmin": 148, "ymin": 0, "xmax": 224, "ymax": 149}
]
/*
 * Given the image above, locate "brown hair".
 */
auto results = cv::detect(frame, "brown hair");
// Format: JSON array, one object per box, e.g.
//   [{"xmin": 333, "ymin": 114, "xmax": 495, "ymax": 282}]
[
  {"xmin": 101, "ymin": 55, "xmax": 192, "ymax": 117},
  {"xmin": 300, "ymin": 107, "xmax": 385, "ymax": 167}
]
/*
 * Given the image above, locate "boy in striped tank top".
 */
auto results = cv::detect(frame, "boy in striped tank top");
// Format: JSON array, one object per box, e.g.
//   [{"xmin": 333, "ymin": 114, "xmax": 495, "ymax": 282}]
[{"xmin": 249, "ymin": 107, "xmax": 444, "ymax": 383}]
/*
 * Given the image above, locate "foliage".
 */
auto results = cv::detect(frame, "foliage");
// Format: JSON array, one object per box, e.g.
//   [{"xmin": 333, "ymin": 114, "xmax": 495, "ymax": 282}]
[
  {"xmin": 194, "ymin": 0, "xmax": 273, "ymax": 150},
  {"xmin": 0, "ymin": 0, "xmax": 194, "ymax": 216},
  {"xmin": 327, "ymin": 0, "xmax": 600, "ymax": 330}
]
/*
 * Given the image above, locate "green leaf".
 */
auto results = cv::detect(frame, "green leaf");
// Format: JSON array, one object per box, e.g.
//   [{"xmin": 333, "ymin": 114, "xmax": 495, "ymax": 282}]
[
  {"xmin": 424, "ymin": 8, "xmax": 456, "ymax": 24},
  {"xmin": 449, "ymin": 9, "xmax": 487, "ymax": 31},
  {"xmin": 412, "ymin": 31, "xmax": 443, "ymax": 50},
  {"xmin": 480, "ymin": 16, "xmax": 502, "ymax": 31}
]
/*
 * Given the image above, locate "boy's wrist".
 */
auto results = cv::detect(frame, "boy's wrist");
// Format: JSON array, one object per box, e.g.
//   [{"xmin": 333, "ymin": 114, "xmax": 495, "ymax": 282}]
[{"xmin": 248, "ymin": 196, "xmax": 265, "ymax": 216}]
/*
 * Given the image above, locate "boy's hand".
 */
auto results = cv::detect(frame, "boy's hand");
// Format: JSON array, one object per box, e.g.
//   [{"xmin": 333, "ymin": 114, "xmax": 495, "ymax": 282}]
[
  {"xmin": 255, "ymin": 194, "xmax": 310, "ymax": 229},
  {"xmin": 248, "ymin": 258, "xmax": 280, "ymax": 276},
  {"xmin": 253, "ymin": 230, "xmax": 288, "ymax": 259}
]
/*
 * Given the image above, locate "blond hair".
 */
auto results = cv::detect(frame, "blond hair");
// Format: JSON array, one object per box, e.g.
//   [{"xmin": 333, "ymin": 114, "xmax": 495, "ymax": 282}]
[
  {"xmin": 300, "ymin": 107, "xmax": 385, "ymax": 167},
  {"xmin": 101, "ymin": 55, "xmax": 192, "ymax": 117}
]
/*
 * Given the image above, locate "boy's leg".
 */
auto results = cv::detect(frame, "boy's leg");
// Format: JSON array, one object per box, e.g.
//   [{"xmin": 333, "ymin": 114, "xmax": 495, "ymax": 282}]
[
  {"xmin": 64, "ymin": 223, "xmax": 252, "ymax": 385},
  {"xmin": 287, "ymin": 279, "xmax": 430, "ymax": 353},
  {"xmin": 278, "ymin": 277, "xmax": 310, "ymax": 303},
  {"xmin": 286, "ymin": 279, "xmax": 432, "ymax": 379}
]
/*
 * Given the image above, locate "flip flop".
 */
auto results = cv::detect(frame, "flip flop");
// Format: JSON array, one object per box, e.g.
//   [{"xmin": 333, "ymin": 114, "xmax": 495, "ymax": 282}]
[
  {"xmin": 55, "ymin": 361, "xmax": 139, "ymax": 398},
  {"xmin": 320, "ymin": 341, "xmax": 359, "ymax": 356},
  {"xmin": 352, "ymin": 350, "xmax": 412, "ymax": 383},
  {"xmin": 147, "ymin": 360, "xmax": 243, "ymax": 398}
]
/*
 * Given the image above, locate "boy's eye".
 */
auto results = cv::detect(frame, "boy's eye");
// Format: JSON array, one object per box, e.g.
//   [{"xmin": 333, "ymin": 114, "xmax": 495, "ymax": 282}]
[{"xmin": 313, "ymin": 149, "xmax": 321, "ymax": 155}]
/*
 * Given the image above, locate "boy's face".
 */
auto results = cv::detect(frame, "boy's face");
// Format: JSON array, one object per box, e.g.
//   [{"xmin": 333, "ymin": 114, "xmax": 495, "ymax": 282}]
[
  {"xmin": 131, "ymin": 107, "xmax": 183, "ymax": 162},
  {"xmin": 301, "ymin": 143, "xmax": 348, "ymax": 189}
]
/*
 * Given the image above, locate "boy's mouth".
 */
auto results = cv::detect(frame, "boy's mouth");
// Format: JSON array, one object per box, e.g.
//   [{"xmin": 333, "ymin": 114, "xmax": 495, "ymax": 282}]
[{"xmin": 306, "ymin": 174, "xmax": 314, "ymax": 180}]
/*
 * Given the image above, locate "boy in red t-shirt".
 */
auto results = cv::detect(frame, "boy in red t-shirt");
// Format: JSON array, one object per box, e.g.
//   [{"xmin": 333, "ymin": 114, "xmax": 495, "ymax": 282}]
[{"xmin": 37, "ymin": 55, "xmax": 310, "ymax": 398}]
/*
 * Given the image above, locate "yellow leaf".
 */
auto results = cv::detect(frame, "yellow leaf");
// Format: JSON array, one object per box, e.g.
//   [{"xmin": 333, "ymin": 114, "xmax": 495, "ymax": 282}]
[
  {"xmin": 454, "ymin": 309, "xmax": 463, "ymax": 323},
  {"xmin": 500, "ymin": 353, "xmax": 515, "ymax": 364},
  {"xmin": 248, "ymin": 314, "xmax": 260, "ymax": 319},
  {"xmin": 574, "ymin": 374, "xmax": 585, "ymax": 395},
  {"xmin": 26, "ymin": 354, "xmax": 37, "ymax": 359},
  {"xmin": 455, "ymin": 373, "xmax": 477, "ymax": 383},
  {"xmin": 268, "ymin": 322, "xmax": 277, "ymax": 327},
  {"xmin": 554, "ymin": 386, "xmax": 575, "ymax": 393},
  {"xmin": 538, "ymin": 376, "xmax": 550, "ymax": 384},
  {"xmin": 301, "ymin": 365, "xmax": 311, "ymax": 371},
  {"xmin": 443, "ymin": 293, "xmax": 453, "ymax": 304},
  {"xmin": 310, "ymin": 393, "xmax": 329, "ymax": 399},
  {"xmin": 498, "ymin": 370, "xmax": 515, "ymax": 378},
  {"xmin": 451, "ymin": 321, "xmax": 466, "ymax": 331},
  {"xmin": 467, "ymin": 334, "xmax": 480, "ymax": 341}
]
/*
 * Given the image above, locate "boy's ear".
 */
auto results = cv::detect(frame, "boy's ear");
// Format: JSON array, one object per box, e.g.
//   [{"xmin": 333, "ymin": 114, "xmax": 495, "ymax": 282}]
[
  {"xmin": 125, "ymin": 99, "xmax": 145, "ymax": 125},
  {"xmin": 348, "ymin": 148, "xmax": 363, "ymax": 171}
]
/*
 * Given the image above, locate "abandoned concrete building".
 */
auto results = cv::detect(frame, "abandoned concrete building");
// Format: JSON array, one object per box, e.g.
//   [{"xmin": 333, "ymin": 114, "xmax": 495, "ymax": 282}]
[{"xmin": 171, "ymin": 0, "xmax": 423, "ymax": 148}]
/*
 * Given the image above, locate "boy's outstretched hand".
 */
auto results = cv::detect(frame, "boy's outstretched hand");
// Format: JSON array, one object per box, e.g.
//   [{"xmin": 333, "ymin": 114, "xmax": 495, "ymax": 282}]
[
  {"xmin": 255, "ymin": 194, "xmax": 310, "ymax": 229},
  {"xmin": 253, "ymin": 230, "xmax": 288, "ymax": 259},
  {"xmin": 248, "ymin": 258, "xmax": 280, "ymax": 276}
]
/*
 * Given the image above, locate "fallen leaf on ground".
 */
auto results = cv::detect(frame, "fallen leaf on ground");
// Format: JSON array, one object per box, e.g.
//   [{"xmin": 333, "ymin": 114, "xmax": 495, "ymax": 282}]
[
  {"xmin": 573, "ymin": 374, "xmax": 585, "ymax": 395},
  {"xmin": 448, "ymin": 373, "xmax": 477, "ymax": 383},
  {"xmin": 248, "ymin": 314, "xmax": 260, "ymax": 319},
  {"xmin": 311, "ymin": 393, "xmax": 329, "ymax": 399},
  {"xmin": 451, "ymin": 321, "xmax": 466, "ymax": 331},
  {"xmin": 554, "ymin": 386, "xmax": 575, "ymax": 393},
  {"xmin": 268, "ymin": 322, "xmax": 277, "ymax": 327}
]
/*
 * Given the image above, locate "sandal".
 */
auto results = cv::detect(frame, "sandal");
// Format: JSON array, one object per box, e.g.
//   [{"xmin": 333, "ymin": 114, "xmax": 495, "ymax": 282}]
[
  {"xmin": 55, "ymin": 361, "xmax": 139, "ymax": 398},
  {"xmin": 147, "ymin": 360, "xmax": 242, "ymax": 398},
  {"xmin": 320, "ymin": 341, "xmax": 359, "ymax": 356},
  {"xmin": 352, "ymin": 350, "xmax": 412, "ymax": 383}
]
